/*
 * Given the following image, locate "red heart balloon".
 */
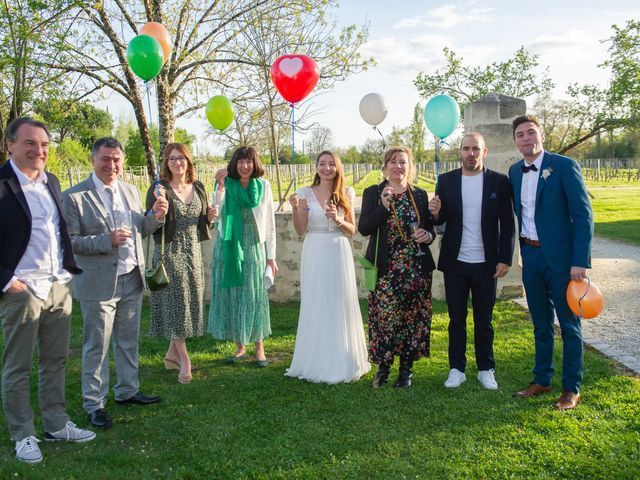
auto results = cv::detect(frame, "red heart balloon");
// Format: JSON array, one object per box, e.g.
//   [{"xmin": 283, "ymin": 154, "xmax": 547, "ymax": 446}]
[{"xmin": 270, "ymin": 54, "xmax": 319, "ymax": 104}]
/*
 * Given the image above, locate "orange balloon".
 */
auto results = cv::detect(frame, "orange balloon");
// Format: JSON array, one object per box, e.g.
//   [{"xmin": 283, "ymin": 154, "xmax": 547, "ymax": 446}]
[
  {"xmin": 566, "ymin": 278, "xmax": 604, "ymax": 319},
  {"xmin": 140, "ymin": 22, "xmax": 171, "ymax": 63}
]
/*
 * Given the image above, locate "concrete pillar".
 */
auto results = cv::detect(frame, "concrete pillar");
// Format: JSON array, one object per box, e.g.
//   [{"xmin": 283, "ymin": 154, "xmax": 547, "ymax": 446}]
[{"xmin": 463, "ymin": 93, "xmax": 526, "ymax": 298}]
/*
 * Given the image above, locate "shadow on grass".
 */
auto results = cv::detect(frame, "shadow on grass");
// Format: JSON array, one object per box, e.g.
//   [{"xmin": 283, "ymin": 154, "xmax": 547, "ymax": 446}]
[
  {"xmin": 595, "ymin": 219, "xmax": 640, "ymax": 246},
  {"xmin": 1, "ymin": 300, "xmax": 639, "ymax": 479}
]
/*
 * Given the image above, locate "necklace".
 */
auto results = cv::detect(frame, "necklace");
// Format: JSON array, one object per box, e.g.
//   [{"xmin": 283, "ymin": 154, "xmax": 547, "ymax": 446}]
[{"xmin": 388, "ymin": 186, "xmax": 420, "ymax": 242}]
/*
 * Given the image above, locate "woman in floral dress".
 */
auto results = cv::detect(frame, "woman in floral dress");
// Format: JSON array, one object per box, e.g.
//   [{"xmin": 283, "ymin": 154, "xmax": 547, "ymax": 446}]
[{"xmin": 358, "ymin": 146, "xmax": 436, "ymax": 388}]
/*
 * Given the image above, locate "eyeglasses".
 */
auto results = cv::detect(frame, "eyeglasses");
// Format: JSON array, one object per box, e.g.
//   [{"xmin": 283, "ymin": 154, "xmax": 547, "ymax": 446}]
[{"xmin": 168, "ymin": 156, "xmax": 188, "ymax": 163}]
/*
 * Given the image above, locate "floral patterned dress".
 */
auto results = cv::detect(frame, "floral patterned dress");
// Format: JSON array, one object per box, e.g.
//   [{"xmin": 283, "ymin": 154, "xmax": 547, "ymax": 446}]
[{"xmin": 368, "ymin": 191, "xmax": 433, "ymax": 364}]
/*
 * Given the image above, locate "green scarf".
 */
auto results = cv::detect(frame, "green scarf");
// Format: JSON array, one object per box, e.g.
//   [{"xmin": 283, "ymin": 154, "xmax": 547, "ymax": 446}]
[{"xmin": 221, "ymin": 177, "xmax": 264, "ymax": 287}]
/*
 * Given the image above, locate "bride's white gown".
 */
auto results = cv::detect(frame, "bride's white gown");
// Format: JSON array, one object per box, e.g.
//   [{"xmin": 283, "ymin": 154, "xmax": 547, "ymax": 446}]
[{"xmin": 285, "ymin": 186, "xmax": 371, "ymax": 384}]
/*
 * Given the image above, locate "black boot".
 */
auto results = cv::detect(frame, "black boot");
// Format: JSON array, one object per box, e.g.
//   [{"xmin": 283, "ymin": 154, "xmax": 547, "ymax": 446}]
[
  {"xmin": 372, "ymin": 363, "xmax": 391, "ymax": 388},
  {"xmin": 394, "ymin": 355, "xmax": 413, "ymax": 388}
]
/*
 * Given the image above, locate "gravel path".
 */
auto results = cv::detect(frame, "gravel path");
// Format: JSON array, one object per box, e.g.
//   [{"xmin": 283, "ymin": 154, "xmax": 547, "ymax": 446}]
[{"xmin": 581, "ymin": 236, "xmax": 640, "ymax": 373}]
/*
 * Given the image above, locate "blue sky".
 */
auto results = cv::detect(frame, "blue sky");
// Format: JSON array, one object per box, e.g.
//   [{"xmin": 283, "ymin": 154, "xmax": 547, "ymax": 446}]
[
  {"xmin": 110, "ymin": 0, "xmax": 640, "ymax": 155},
  {"xmin": 299, "ymin": 0, "xmax": 640, "ymax": 151}
]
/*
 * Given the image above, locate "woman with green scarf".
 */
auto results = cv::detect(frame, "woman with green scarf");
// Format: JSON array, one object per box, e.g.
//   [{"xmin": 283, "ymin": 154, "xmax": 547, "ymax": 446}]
[{"xmin": 208, "ymin": 146, "xmax": 278, "ymax": 367}]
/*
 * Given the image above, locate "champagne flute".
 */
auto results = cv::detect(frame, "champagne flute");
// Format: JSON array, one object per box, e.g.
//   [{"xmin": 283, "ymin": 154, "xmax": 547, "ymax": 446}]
[
  {"xmin": 409, "ymin": 221, "xmax": 425, "ymax": 256},
  {"xmin": 114, "ymin": 209, "xmax": 133, "ymax": 247}
]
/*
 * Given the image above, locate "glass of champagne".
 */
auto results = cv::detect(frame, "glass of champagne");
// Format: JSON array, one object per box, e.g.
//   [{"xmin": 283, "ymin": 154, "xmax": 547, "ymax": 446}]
[
  {"xmin": 409, "ymin": 221, "xmax": 425, "ymax": 256},
  {"xmin": 114, "ymin": 209, "xmax": 133, "ymax": 246}
]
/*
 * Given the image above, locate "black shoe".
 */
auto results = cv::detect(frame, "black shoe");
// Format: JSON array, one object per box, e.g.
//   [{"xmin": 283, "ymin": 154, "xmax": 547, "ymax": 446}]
[
  {"xmin": 89, "ymin": 408, "xmax": 113, "ymax": 429},
  {"xmin": 394, "ymin": 356, "xmax": 413, "ymax": 388},
  {"xmin": 115, "ymin": 392, "xmax": 162, "ymax": 406},
  {"xmin": 372, "ymin": 365, "xmax": 391, "ymax": 388}
]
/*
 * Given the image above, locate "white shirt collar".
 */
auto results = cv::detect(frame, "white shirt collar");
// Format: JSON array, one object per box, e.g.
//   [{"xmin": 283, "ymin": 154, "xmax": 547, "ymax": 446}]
[
  {"xmin": 525, "ymin": 150, "xmax": 545, "ymax": 169},
  {"xmin": 9, "ymin": 158, "xmax": 47, "ymax": 185},
  {"xmin": 91, "ymin": 172, "xmax": 119, "ymax": 194}
]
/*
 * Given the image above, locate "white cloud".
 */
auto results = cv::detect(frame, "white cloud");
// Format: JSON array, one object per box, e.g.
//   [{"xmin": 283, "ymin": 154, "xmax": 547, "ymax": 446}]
[
  {"xmin": 393, "ymin": 2, "xmax": 494, "ymax": 30},
  {"xmin": 362, "ymin": 33, "xmax": 454, "ymax": 75}
]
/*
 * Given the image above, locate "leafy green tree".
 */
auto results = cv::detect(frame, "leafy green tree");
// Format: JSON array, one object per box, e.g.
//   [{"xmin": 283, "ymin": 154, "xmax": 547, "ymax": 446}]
[
  {"xmin": 338, "ymin": 146, "xmax": 360, "ymax": 164},
  {"xmin": 34, "ymin": 100, "xmax": 113, "ymax": 147},
  {"xmin": 56, "ymin": 138, "xmax": 91, "ymax": 167},
  {"xmin": 605, "ymin": 19, "xmax": 640, "ymax": 115},
  {"xmin": 408, "ymin": 103, "xmax": 427, "ymax": 163},
  {"xmin": 360, "ymin": 138, "xmax": 384, "ymax": 165},
  {"xmin": 125, "ymin": 126, "xmax": 194, "ymax": 167},
  {"xmin": 0, "ymin": 0, "xmax": 78, "ymax": 162},
  {"xmin": 414, "ymin": 46, "xmax": 555, "ymax": 108},
  {"xmin": 386, "ymin": 126, "xmax": 408, "ymax": 148}
]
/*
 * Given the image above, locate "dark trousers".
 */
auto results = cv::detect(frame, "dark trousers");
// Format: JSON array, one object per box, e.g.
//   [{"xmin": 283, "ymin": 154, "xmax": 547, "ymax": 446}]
[{"xmin": 444, "ymin": 261, "xmax": 497, "ymax": 372}]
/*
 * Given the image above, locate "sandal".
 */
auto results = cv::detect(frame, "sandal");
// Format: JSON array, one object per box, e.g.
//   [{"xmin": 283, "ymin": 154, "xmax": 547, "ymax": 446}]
[
  {"xmin": 164, "ymin": 358, "xmax": 181, "ymax": 371},
  {"xmin": 178, "ymin": 371, "xmax": 192, "ymax": 384}
]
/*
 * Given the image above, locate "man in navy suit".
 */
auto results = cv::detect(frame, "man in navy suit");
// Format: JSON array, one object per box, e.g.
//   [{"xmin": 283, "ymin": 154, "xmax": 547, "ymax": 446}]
[
  {"xmin": 0, "ymin": 118, "xmax": 95, "ymax": 464},
  {"xmin": 509, "ymin": 115, "xmax": 593, "ymax": 410},
  {"xmin": 429, "ymin": 132, "xmax": 515, "ymax": 390}
]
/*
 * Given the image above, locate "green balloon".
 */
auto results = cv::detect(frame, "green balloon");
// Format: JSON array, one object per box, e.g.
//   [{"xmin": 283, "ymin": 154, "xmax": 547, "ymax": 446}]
[
  {"xmin": 126, "ymin": 35, "xmax": 164, "ymax": 81},
  {"xmin": 206, "ymin": 95, "xmax": 234, "ymax": 131}
]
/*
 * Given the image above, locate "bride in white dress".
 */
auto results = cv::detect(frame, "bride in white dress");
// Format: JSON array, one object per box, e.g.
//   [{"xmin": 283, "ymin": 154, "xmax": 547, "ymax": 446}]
[{"xmin": 285, "ymin": 150, "xmax": 371, "ymax": 383}]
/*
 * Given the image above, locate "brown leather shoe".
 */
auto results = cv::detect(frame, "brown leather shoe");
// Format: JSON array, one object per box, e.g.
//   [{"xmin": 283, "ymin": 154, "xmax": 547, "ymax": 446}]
[
  {"xmin": 512, "ymin": 383, "xmax": 552, "ymax": 398},
  {"xmin": 555, "ymin": 390, "xmax": 580, "ymax": 410}
]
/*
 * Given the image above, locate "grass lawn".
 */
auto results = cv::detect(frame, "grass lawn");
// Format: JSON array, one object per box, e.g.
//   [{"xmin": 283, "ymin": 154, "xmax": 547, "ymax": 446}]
[
  {"xmin": 589, "ymin": 188, "xmax": 640, "ymax": 245},
  {"xmin": 0, "ymin": 299, "xmax": 638, "ymax": 479}
]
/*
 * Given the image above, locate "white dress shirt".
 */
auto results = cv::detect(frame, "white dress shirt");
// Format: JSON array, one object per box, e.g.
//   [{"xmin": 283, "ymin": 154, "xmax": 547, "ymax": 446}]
[
  {"xmin": 3, "ymin": 160, "xmax": 72, "ymax": 299},
  {"xmin": 520, "ymin": 152, "xmax": 544, "ymax": 241},
  {"xmin": 91, "ymin": 173, "xmax": 137, "ymax": 275}
]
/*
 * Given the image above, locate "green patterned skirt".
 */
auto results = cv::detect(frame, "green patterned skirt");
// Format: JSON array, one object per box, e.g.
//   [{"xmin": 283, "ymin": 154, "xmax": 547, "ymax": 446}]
[{"xmin": 207, "ymin": 210, "xmax": 271, "ymax": 344}]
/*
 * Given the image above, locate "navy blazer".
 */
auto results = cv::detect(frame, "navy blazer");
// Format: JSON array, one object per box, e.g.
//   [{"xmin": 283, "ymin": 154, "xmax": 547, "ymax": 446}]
[
  {"xmin": 508, "ymin": 151, "xmax": 593, "ymax": 272},
  {"xmin": 0, "ymin": 161, "xmax": 81, "ymax": 295},
  {"xmin": 435, "ymin": 167, "xmax": 515, "ymax": 273},
  {"xmin": 358, "ymin": 181, "xmax": 436, "ymax": 277}
]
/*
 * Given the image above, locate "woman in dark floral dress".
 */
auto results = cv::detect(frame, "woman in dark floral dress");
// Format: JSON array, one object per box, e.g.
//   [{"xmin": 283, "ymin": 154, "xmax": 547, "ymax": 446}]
[{"xmin": 358, "ymin": 146, "xmax": 436, "ymax": 388}]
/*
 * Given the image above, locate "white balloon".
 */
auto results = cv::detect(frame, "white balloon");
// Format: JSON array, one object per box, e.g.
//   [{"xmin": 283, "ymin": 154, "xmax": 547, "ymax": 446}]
[{"xmin": 359, "ymin": 93, "xmax": 388, "ymax": 126}]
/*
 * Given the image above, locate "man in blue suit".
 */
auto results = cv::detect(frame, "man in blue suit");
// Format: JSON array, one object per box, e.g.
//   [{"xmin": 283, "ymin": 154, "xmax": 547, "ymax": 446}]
[{"xmin": 509, "ymin": 115, "xmax": 593, "ymax": 410}]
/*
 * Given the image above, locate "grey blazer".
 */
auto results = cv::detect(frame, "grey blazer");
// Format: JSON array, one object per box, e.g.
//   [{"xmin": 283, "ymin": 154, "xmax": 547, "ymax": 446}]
[{"xmin": 62, "ymin": 176, "xmax": 162, "ymax": 301}]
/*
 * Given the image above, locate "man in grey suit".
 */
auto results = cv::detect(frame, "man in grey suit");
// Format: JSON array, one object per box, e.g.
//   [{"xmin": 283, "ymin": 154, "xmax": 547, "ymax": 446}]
[
  {"xmin": 62, "ymin": 137, "xmax": 168, "ymax": 429},
  {"xmin": 1, "ymin": 117, "xmax": 95, "ymax": 464}
]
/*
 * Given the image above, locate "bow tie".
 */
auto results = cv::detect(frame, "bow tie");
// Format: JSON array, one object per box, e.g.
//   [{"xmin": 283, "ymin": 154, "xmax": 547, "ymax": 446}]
[{"xmin": 521, "ymin": 163, "xmax": 538, "ymax": 173}]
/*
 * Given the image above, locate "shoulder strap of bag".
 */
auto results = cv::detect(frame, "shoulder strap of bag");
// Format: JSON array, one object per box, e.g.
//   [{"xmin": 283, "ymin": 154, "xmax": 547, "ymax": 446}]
[{"xmin": 146, "ymin": 222, "xmax": 165, "ymax": 267}]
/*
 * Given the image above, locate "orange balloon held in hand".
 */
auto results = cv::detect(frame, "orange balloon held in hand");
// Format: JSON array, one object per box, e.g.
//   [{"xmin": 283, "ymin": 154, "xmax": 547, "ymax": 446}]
[
  {"xmin": 140, "ymin": 22, "xmax": 172, "ymax": 63},
  {"xmin": 566, "ymin": 278, "xmax": 604, "ymax": 319}
]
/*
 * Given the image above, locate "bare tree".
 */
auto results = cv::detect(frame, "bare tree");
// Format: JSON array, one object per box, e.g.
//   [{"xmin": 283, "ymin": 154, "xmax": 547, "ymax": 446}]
[{"xmin": 306, "ymin": 126, "xmax": 333, "ymax": 159}]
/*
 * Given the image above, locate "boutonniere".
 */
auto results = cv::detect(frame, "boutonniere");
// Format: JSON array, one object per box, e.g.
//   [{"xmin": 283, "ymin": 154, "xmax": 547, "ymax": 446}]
[{"xmin": 541, "ymin": 168, "xmax": 554, "ymax": 180}]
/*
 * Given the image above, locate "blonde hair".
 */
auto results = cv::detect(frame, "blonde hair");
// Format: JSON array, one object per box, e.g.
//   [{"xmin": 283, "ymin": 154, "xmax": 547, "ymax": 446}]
[{"xmin": 383, "ymin": 146, "xmax": 416, "ymax": 183}]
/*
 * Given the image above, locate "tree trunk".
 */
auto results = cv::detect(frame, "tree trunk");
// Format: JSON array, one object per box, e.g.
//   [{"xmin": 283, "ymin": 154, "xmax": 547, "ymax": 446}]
[{"xmin": 156, "ymin": 73, "xmax": 175, "ymax": 160}]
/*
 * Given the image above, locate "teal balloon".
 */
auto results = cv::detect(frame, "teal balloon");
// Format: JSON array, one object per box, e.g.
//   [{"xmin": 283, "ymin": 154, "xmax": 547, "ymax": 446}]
[
  {"xmin": 126, "ymin": 35, "xmax": 164, "ymax": 81},
  {"xmin": 423, "ymin": 95, "xmax": 460, "ymax": 139},
  {"xmin": 205, "ymin": 95, "xmax": 234, "ymax": 131}
]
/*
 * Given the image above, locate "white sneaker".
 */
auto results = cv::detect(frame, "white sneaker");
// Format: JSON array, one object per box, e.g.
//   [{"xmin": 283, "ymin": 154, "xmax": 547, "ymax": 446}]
[
  {"xmin": 15, "ymin": 436, "xmax": 42, "ymax": 464},
  {"xmin": 444, "ymin": 368, "xmax": 466, "ymax": 388},
  {"xmin": 44, "ymin": 421, "xmax": 96, "ymax": 443},
  {"xmin": 478, "ymin": 369, "xmax": 499, "ymax": 390}
]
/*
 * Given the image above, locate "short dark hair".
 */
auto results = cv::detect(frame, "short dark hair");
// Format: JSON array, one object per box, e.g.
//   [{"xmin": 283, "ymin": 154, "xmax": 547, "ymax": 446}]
[
  {"xmin": 227, "ymin": 146, "xmax": 265, "ymax": 179},
  {"xmin": 512, "ymin": 115, "xmax": 541, "ymax": 138},
  {"xmin": 91, "ymin": 137, "xmax": 124, "ymax": 156},
  {"xmin": 5, "ymin": 117, "xmax": 51, "ymax": 145}
]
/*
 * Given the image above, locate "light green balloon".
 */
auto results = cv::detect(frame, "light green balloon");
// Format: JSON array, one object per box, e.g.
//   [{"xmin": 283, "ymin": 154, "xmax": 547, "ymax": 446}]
[{"xmin": 205, "ymin": 95, "xmax": 234, "ymax": 131}]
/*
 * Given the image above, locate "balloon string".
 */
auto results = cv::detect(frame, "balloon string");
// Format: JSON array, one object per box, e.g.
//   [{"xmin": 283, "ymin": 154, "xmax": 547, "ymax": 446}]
[
  {"xmin": 577, "ymin": 276, "xmax": 590, "ymax": 320},
  {"xmin": 145, "ymin": 81, "xmax": 161, "ymax": 209},
  {"xmin": 290, "ymin": 103, "xmax": 296, "ymax": 190},
  {"xmin": 373, "ymin": 126, "xmax": 386, "ymax": 149}
]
